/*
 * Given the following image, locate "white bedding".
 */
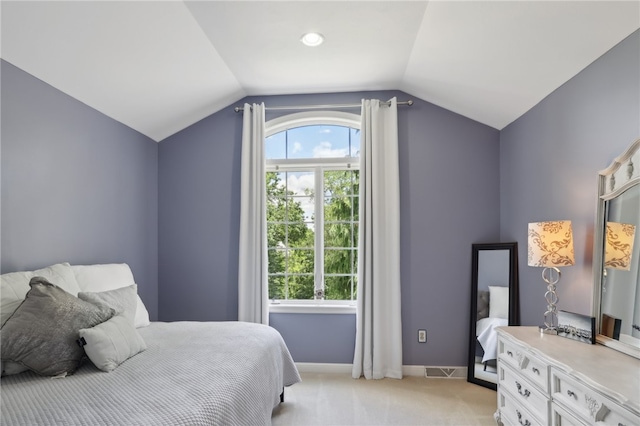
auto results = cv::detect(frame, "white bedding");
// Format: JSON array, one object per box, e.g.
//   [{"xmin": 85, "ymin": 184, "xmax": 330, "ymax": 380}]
[
  {"xmin": 1, "ymin": 321, "xmax": 301, "ymax": 426},
  {"xmin": 476, "ymin": 317, "xmax": 508, "ymax": 363}
]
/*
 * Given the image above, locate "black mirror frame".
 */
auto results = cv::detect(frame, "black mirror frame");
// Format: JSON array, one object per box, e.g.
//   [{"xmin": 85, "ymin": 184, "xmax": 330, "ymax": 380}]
[{"xmin": 467, "ymin": 242, "xmax": 520, "ymax": 391}]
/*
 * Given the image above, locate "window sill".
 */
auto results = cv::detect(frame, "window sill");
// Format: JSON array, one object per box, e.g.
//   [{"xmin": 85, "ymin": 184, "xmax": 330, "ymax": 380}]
[{"xmin": 269, "ymin": 303, "xmax": 356, "ymax": 314}]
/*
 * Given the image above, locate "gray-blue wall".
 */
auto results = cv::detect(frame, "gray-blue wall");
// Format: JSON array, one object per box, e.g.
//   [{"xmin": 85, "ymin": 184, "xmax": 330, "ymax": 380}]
[
  {"xmin": 500, "ymin": 30, "xmax": 640, "ymax": 327},
  {"xmin": 5, "ymin": 29, "xmax": 635, "ymax": 367},
  {"xmin": 158, "ymin": 101, "xmax": 242, "ymax": 322},
  {"xmin": 0, "ymin": 60, "xmax": 159, "ymax": 320},
  {"xmin": 159, "ymin": 90, "xmax": 501, "ymax": 366}
]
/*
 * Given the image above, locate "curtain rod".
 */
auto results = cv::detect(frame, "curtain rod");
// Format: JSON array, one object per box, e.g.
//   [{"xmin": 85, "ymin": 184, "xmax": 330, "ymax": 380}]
[{"xmin": 233, "ymin": 99, "xmax": 413, "ymax": 113}]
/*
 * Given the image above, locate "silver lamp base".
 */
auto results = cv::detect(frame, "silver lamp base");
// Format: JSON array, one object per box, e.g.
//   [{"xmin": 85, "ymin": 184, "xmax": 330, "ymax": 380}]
[
  {"xmin": 539, "ymin": 326, "xmax": 558, "ymax": 335},
  {"xmin": 541, "ymin": 267, "xmax": 561, "ymax": 334}
]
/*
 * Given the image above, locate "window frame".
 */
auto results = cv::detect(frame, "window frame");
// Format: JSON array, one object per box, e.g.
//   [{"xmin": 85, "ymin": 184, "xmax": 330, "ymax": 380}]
[{"xmin": 265, "ymin": 111, "xmax": 360, "ymax": 313}]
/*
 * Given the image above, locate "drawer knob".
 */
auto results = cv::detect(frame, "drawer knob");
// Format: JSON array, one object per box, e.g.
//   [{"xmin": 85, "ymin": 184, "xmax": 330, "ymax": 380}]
[
  {"xmin": 567, "ymin": 390, "xmax": 576, "ymax": 398},
  {"xmin": 516, "ymin": 381, "xmax": 531, "ymax": 398},
  {"xmin": 531, "ymin": 367, "xmax": 540, "ymax": 375},
  {"xmin": 516, "ymin": 410, "xmax": 531, "ymax": 426},
  {"xmin": 507, "ymin": 350, "xmax": 513, "ymax": 356}
]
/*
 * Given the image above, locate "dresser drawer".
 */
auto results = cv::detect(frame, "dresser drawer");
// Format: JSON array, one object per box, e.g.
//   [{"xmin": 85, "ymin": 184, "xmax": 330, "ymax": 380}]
[
  {"xmin": 551, "ymin": 368, "xmax": 639, "ymax": 426},
  {"xmin": 552, "ymin": 402, "xmax": 588, "ymax": 426},
  {"xmin": 499, "ymin": 362, "xmax": 550, "ymax": 424},
  {"xmin": 499, "ymin": 335, "xmax": 549, "ymax": 393},
  {"xmin": 498, "ymin": 388, "xmax": 541, "ymax": 426}
]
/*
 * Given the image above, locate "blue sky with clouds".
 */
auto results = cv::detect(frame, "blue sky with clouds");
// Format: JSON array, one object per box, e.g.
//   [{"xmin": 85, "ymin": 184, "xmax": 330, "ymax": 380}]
[
  {"xmin": 266, "ymin": 125, "xmax": 359, "ymax": 223},
  {"xmin": 266, "ymin": 125, "xmax": 359, "ymax": 160}
]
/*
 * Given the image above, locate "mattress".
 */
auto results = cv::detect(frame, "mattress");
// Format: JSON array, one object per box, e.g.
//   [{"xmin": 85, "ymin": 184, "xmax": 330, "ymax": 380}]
[{"xmin": 1, "ymin": 321, "xmax": 301, "ymax": 425}]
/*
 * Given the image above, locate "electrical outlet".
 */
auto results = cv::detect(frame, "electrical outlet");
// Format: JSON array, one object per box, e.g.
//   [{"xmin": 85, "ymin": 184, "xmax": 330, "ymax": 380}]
[{"xmin": 418, "ymin": 329, "xmax": 427, "ymax": 343}]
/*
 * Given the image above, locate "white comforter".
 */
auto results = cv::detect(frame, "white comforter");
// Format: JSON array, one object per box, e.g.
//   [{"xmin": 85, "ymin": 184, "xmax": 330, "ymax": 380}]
[
  {"xmin": 476, "ymin": 317, "xmax": 508, "ymax": 363},
  {"xmin": 1, "ymin": 321, "xmax": 301, "ymax": 426}
]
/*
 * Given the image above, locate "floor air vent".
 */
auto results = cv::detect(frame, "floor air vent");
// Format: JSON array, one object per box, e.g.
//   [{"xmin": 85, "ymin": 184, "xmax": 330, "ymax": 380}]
[{"xmin": 425, "ymin": 367, "xmax": 467, "ymax": 378}]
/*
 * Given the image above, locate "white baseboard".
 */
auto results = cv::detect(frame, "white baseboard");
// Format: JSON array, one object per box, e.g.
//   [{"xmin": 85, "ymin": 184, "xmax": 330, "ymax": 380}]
[
  {"xmin": 295, "ymin": 363, "xmax": 353, "ymax": 374},
  {"xmin": 402, "ymin": 365, "xmax": 427, "ymax": 377},
  {"xmin": 295, "ymin": 363, "xmax": 467, "ymax": 379}
]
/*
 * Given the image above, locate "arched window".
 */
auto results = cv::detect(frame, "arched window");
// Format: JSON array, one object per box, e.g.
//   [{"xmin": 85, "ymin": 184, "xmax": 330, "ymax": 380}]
[{"xmin": 265, "ymin": 112, "xmax": 360, "ymax": 302}]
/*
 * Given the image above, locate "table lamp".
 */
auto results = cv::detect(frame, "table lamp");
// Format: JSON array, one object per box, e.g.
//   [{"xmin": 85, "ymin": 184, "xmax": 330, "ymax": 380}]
[{"xmin": 528, "ymin": 220, "xmax": 575, "ymax": 334}]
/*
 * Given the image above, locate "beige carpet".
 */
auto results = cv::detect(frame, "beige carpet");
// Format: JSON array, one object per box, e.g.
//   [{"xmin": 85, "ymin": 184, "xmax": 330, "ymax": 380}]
[{"xmin": 272, "ymin": 372, "xmax": 497, "ymax": 426}]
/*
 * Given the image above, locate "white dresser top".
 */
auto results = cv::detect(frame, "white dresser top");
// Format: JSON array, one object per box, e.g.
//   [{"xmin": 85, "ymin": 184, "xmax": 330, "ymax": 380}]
[{"xmin": 497, "ymin": 326, "xmax": 640, "ymax": 415}]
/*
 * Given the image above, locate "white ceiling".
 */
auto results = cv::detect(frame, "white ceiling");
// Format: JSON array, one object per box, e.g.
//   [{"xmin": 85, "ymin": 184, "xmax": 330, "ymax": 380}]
[{"xmin": 1, "ymin": 1, "xmax": 639, "ymax": 142}]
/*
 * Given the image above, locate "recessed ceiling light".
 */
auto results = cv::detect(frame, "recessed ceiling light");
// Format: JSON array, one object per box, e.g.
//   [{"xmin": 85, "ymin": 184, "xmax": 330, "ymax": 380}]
[{"xmin": 301, "ymin": 32, "xmax": 324, "ymax": 47}]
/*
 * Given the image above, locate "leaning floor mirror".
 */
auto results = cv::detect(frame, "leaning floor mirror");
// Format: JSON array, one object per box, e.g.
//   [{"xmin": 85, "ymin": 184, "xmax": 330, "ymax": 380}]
[{"xmin": 467, "ymin": 242, "xmax": 520, "ymax": 390}]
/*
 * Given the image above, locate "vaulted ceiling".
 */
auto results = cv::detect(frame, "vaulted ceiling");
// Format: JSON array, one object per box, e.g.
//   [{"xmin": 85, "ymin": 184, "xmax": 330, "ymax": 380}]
[{"xmin": 2, "ymin": 1, "xmax": 638, "ymax": 142}]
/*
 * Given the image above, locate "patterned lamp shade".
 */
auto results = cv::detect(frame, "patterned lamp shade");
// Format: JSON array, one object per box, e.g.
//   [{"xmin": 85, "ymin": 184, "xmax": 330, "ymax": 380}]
[
  {"xmin": 605, "ymin": 222, "xmax": 636, "ymax": 270},
  {"xmin": 527, "ymin": 221, "xmax": 575, "ymax": 267}
]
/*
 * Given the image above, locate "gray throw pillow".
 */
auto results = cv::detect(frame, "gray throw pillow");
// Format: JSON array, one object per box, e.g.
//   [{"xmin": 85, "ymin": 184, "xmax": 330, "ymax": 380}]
[
  {"xmin": 78, "ymin": 284, "xmax": 137, "ymax": 325},
  {"xmin": 0, "ymin": 330, "xmax": 28, "ymax": 376},
  {"xmin": 1, "ymin": 277, "xmax": 114, "ymax": 376},
  {"xmin": 477, "ymin": 290, "xmax": 490, "ymax": 320}
]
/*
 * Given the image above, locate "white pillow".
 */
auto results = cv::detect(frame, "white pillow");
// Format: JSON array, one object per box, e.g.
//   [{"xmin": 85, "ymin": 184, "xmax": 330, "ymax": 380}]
[
  {"xmin": 133, "ymin": 297, "xmax": 151, "ymax": 328},
  {"xmin": 72, "ymin": 263, "xmax": 136, "ymax": 292},
  {"xmin": 489, "ymin": 286, "xmax": 509, "ymax": 320},
  {"xmin": 79, "ymin": 315, "xmax": 146, "ymax": 372},
  {"xmin": 72, "ymin": 264, "xmax": 150, "ymax": 328},
  {"xmin": 1, "ymin": 262, "xmax": 81, "ymax": 328}
]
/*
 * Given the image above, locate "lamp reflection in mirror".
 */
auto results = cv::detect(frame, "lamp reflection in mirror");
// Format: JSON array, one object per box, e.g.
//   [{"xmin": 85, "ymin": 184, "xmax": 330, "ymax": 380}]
[
  {"xmin": 604, "ymin": 222, "xmax": 636, "ymax": 270},
  {"xmin": 527, "ymin": 220, "xmax": 575, "ymax": 334}
]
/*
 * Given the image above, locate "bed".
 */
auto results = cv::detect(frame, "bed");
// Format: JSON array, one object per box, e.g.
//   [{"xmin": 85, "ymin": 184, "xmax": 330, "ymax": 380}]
[
  {"xmin": 475, "ymin": 286, "xmax": 509, "ymax": 369},
  {"xmin": 1, "ymin": 263, "xmax": 300, "ymax": 426}
]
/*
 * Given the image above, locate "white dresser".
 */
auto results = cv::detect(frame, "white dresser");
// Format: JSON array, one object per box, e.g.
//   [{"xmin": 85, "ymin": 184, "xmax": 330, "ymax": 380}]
[{"xmin": 496, "ymin": 326, "xmax": 640, "ymax": 426}]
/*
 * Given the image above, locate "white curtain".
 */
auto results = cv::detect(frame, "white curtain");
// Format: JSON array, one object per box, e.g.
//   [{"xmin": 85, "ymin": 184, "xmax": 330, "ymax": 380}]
[
  {"xmin": 352, "ymin": 98, "xmax": 403, "ymax": 379},
  {"xmin": 238, "ymin": 103, "xmax": 269, "ymax": 325}
]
